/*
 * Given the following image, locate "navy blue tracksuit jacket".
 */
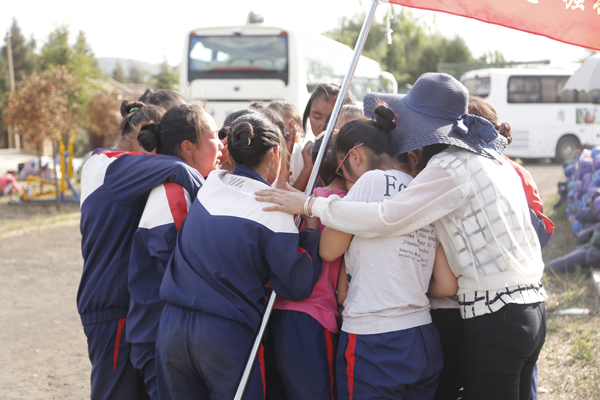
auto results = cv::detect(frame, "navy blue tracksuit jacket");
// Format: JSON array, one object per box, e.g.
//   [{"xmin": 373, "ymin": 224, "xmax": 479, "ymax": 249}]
[{"xmin": 78, "ymin": 150, "xmax": 203, "ymax": 326}]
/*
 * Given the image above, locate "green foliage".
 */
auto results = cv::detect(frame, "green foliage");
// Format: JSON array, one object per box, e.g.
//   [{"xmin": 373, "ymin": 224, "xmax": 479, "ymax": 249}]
[
  {"xmin": 128, "ymin": 64, "xmax": 148, "ymax": 84},
  {"xmin": 326, "ymin": 9, "xmax": 476, "ymax": 88},
  {"xmin": 0, "ymin": 18, "xmax": 40, "ymax": 147},
  {"xmin": 246, "ymin": 11, "xmax": 265, "ymax": 24},
  {"xmin": 477, "ymin": 50, "xmax": 506, "ymax": 64},
  {"xmin": 39, "ymin": 26, "xmax": 102, "ymax": 121},
  {"xmin": 151, "ymin": 57, "xmax": 179, "ymax": 90},
  {"xmin": 112, "ymin": 62, "xmax": 126, "ymax": 82},
  {"xmin": 571, "ymin": 336, "xmax": 596, "ymax": 362}
]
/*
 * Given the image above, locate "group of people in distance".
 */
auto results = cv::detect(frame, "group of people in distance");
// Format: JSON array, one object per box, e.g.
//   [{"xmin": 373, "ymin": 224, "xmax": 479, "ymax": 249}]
[{"xmin": 77, "ymin": 73, "xmax": 554, "ymax": 400}]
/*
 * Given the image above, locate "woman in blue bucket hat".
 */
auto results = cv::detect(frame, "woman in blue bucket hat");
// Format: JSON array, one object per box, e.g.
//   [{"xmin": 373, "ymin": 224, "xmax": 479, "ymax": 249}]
[{"xmin": 256, "ymin": 73, "xmax": 546, "ymax": 400}]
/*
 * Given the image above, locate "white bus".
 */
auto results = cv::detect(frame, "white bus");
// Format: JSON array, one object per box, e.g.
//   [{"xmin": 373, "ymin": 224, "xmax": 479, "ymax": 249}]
[
  {"xmin": 180, "ymin": 25, "xmax": 398, "ymax": 132},
  {"xmin": 461, "ymin": 68, "xmax": 600, "ymax": 162}
]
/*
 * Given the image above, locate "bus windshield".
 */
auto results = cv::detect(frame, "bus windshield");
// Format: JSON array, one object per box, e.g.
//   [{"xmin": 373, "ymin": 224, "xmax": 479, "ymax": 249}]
[{"xmin": 188, "ymin": 34, "xmax": 288, "ymax": 83}]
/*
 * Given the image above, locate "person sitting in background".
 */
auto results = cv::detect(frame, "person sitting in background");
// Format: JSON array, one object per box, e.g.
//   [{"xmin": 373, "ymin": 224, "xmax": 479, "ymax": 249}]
[{"xmin": 0, "ymin": 170, "xmax": 21, "ymax": 200}]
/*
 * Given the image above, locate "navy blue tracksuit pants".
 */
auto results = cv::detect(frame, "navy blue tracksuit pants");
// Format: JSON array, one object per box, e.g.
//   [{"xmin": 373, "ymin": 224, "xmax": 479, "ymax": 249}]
[
  {"xmin": 83, "ymin": 318, "xmax": 149, "ymax": 400},
  {"xmin": 336, "ymin": 324, "xmax": 442, "ymax": 400},
  {"xmin": 156, "ymin": 304, "xmax": 265, "ymax": 400},
  {"xmin": 265, "ymin": 310, "xmax": 338, "ymax": 400}
]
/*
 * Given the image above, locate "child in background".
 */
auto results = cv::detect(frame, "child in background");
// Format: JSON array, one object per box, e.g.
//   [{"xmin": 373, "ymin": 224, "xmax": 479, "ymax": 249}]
[
  {"xmin": 322, "ymin": 104, "xmax": 365, "ymax": 133},
  {"xmin": 266, "ymin": 129, "xmax": 346, "ymax": 400},
  {"xmin": 127, "ymin": 104, "xmax": 223, "ymax": 400},
  {"xmin": 267, "ymin": 101, "xmax": 308, "ymax": 189},
  {"xmin": 156, "ymin": 113, "xmax": 322, "ymax": 400},
  {"xmin": 0, "ymin": 170, "xmax": 21, "ymax": 200},
  {"xmin": 319, "ymin": 105, "xmax": 456, "ymax": 400},
  {"xmin": 293, "ymin": 84, "xmax": 356, "ymax": 191}
]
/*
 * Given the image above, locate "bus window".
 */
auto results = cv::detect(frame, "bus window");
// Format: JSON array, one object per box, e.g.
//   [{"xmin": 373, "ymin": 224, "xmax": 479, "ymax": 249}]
[
  {"xmin": 463, "ymin": 77, "xmax": 490, "ymax": 98},
  {"xmin": 188, "ymin": 35, "xmax": 288, "ymax": 84},
  {"xmin": 508, "ymin": 76, "xmax": 541, "ymax": 103}
]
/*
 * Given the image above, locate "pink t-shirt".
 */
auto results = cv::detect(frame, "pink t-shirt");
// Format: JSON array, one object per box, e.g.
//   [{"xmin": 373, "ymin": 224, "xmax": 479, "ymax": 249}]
[
  {"xmin": 274, "ymin": 187, "xmax": 347, "ymax": 334},
  {"xmin": 0, "ymin": 174, "xmax": 20, "ymax": 193}
]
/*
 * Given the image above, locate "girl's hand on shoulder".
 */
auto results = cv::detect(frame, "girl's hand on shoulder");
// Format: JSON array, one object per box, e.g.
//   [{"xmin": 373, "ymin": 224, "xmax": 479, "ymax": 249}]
[{"xmin": 255, "ymin": 183, "xmax": 310, "ymax": 215}]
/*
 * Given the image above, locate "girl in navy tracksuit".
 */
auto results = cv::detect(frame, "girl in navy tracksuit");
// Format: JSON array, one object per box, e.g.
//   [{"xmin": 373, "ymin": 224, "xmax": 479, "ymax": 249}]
[
  {"xmin": 79, "ymin": 99, "xmax": 204, "ymax": 400},
  {"xmin": 157, "ymin": 112, "xmax": 322, "ymax": 400},
  {"xmin": 127, "ymin": 104, "xmax": 224, "ymax": 400}
]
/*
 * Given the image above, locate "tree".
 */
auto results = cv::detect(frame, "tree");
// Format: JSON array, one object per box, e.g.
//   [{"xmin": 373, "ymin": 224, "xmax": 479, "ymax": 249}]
[
  {"xmin": 477, "ymin": 50, "xmax": 506, "ymax": 65},
  {"xmin": 1, "ymin": 18, "xmax": 39, "ymax": 82},
  {"xmin": 326, "ymin": 9, "xmax": 475, "ymax": 88},
  {"xmin": 39, "ymin": 26, "xmax": 101, "ymax": 121},
  {"xmin": 86, "ymin": 90, "xmax": 122, "ymax": 149},
  {"xmin": 151, "ymin": 58, "xmax": 179, "ymax": 90},
  {"xmin": 0, "ymin": 18, "xmax": 39, "ymax": 148},
  {"xmin": 128, "ymin": 64, "xmax": 147, "ymax": 84},
  {"xmin": 247, "ymin": 11, "xmax": 264, "ymax": 24},
  {"xmin": 3, "ymin": 66, "xmax": 81, "ymax": 166},
  {"xmin": 112, "ymin": 62, "xmax": 126, "ymax": 82}
]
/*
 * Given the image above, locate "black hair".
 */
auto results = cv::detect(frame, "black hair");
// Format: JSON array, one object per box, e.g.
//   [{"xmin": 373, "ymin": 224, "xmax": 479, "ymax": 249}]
[
  {"xmin": 302, "ymin": 84, "xmax": 356, "ymax": 133},
  {"xmin": 118, "ymin": 100, "xmax": 164, "ymax": 140},
  {"xmin": 396, "ymin": 144, "xmax": 449, "ymax": 174},
  {"xmin": 311, "ymin": 130, "xmax": 340, "ymax": 187},
  {"xmin": 335, "ymin": 105, "xmax": 398, "ymax": 180},
  {"xmin": 255, "ymin": 107, "xmax": 287, "ymax": 143},
  {"xmin": 226, "ymin": 113, "xmax": 284, "ymax": 170},
  {"xmin": 138, "ymin": 89, "xmax": 186, "ymax": 110},
  {"xmin": 219, "ymin": 108, "xmax": 257, "ymax": 140},
  {"xmin": 137, "ymin": 104, "xmax": 208, "ymax": 158}
]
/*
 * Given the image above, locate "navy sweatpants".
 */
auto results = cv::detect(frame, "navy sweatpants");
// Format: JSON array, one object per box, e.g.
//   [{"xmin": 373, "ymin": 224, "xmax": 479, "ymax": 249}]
[
  {"xmin": 336, "ymin": 324, "xmax": 442, "ymax": 400},
  {"xmin": 130, "ymin": 344, "xmax": 171, "ymax": 400},
  {"xmin": 156, "ymin": 304, "xmax": 265, "ymax": 400},
  {"xmin": 265, "ymin": 310, "xmax": 337, "ymax": 400},
  {"xmin": 83, "ymin": 318, "xmax": 149, "ymax": 400}
]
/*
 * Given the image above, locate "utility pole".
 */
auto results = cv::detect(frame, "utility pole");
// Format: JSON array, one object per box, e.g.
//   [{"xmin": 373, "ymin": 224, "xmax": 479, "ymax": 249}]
[{"xmin": 6, "ymin": 31, "xmax": 20, "ymax": 149}]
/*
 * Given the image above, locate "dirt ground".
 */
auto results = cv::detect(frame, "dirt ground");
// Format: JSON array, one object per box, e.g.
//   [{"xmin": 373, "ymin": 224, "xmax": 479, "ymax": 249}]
[
  {"xmin": 0, "ymin": 162, "xmax": 598, "ymax": 399},
  {"xmin": 0, "ymin": 219, "xmax": 89, "ymax": 400}
]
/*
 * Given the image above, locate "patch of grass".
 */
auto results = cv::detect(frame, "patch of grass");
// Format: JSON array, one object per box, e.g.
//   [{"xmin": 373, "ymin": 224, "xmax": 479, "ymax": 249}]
[
  {"xmin": 571, "ymin": 336, "xmax": 596, "ymax": 361},
  {"xmin": 537, "ymin": 187, "xmax": 600, "ymax": 398}
]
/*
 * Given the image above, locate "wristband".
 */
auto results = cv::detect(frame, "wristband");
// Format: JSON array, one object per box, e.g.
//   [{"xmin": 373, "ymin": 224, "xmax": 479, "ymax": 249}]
[
  {"xmin": 303, "ymin": 196, "xmax": 314, "ymax": 217},
  {"xmin": 335, "ymin": 290, "xmax": 347, "ymax": 295}
]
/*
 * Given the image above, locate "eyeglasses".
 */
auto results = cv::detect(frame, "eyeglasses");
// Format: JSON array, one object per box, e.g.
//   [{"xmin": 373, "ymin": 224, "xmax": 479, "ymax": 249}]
[{"xmin": 336, "ymin": 143, "xmax": 364, "ymax": 177}]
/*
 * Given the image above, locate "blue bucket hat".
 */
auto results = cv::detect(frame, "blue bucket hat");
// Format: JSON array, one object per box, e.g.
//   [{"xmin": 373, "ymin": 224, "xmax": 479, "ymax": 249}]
[{"xmin": 363, "ymin": 73, "xmax": 507, "ymax": 160}]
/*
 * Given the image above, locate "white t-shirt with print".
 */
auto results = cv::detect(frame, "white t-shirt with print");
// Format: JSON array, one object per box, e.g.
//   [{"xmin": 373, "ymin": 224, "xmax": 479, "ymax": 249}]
[{"xmin": 341, "ymin": 169, "xmax": 438, "ymax": 335}]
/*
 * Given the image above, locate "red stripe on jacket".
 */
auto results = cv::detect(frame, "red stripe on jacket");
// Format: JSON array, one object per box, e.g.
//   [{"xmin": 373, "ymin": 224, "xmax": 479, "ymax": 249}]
[
  {"xmin": 507, "ymin": 158, "xmax": 555, "ymax": 234},
  {"xmin": 164, "ymin": 183, "xmax": 188, "ymax": 231}
]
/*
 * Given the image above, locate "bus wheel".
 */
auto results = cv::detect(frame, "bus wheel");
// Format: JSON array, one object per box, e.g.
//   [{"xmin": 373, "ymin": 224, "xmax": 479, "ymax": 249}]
[{"xmin": 555, "ymin": 136, "xmax": 580, "ymax": 163}]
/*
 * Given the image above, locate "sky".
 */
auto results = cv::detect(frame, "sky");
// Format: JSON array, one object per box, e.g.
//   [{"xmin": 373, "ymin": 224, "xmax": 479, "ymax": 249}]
[{"xmin": 2, "ymin": 0, "xmax": 593, "ymax": 70}]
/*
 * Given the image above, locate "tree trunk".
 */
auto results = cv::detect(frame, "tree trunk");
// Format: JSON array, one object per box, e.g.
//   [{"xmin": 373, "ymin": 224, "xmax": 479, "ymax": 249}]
[{"xmin": 53, "ymin": 140, "xmax": 61, "ymax": 211}]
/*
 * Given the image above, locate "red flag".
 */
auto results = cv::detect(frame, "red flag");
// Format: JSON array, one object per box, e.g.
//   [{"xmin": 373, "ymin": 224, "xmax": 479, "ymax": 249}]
[{"xmin": 390, "ymin": 0, "xmax": 600, "ymax": 51}]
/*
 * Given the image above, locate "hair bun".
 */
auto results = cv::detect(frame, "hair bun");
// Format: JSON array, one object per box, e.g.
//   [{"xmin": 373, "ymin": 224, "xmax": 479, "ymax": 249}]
[
  {"xmin": 137, "ymin": 122, "xmax": 161, "ymax": 152},
  {"xmin": 373, "ymin": 104, "xmax": 397, "ymax": 133},
  {"xmin": 231, "ymin": 121, "xmax": 255, "ymax": 149},
  {"xmin": 120, "ymin": 100, "xmax": 145, "ymax": 118}
]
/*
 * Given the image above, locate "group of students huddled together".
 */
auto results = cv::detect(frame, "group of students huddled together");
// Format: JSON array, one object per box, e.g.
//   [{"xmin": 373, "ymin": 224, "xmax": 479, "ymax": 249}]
[{"xmin": 78, "ymin": 72, "xmax": 554, "ymax": 400}]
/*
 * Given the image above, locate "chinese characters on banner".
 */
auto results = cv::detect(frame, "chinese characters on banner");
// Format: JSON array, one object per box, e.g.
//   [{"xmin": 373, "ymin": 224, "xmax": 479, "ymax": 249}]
[
  {"xmin": 564, "ymin": 0, "xmax": 585, "ymax": 11},
  {"xmin": 389, "ymin": 0, "xmax": 600, "ymax": 51}
]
